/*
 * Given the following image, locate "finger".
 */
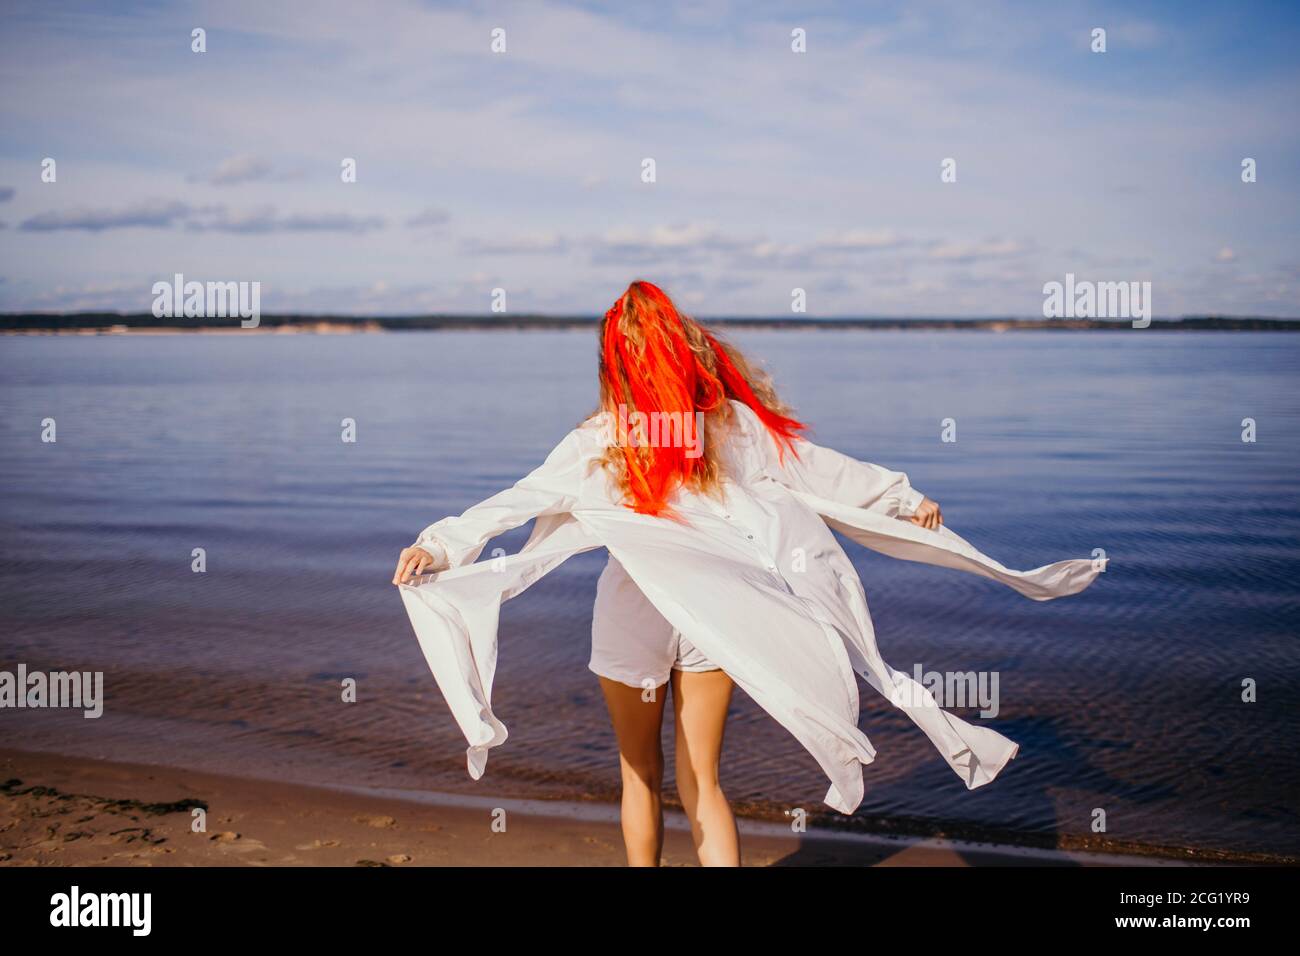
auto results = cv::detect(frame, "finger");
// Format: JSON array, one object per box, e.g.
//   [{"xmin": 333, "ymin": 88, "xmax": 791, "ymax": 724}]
[
  {"xmin": 392, "ymin": 551, "xmax": 410, "ymax": 582},
  {"xmin": 397, "ymin": 555, "xmax": 418, "ymax": 583}
]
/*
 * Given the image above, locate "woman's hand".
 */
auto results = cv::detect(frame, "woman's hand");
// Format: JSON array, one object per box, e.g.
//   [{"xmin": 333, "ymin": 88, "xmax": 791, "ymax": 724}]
[
  {"xmin": 908, "ymin": 496, "xmax": 943, "ymax": 530},
  {"xmin": 392, "ymin": 545, "xmax": 448, "ymax": 585}
]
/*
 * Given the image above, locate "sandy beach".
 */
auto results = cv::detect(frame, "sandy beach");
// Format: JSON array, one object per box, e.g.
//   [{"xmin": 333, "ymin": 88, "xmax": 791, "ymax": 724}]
[{"xmin": 0, "ymin": 748, "xmax": 1209, "ymax": 868}]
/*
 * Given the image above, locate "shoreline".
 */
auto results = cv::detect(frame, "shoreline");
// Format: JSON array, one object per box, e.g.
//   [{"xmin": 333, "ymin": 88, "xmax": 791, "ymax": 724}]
[{"xmin": 0, "ymin": 747, "xmax": 1280, "ymax": 867}]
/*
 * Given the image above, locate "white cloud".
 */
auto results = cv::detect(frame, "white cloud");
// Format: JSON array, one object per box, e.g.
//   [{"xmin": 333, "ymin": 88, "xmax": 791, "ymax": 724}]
[
  {"xmin": 19, "ymin": 199, "xmax": 385, "ymax": 234},
  {"xmin": 406, "ymin": 207, "xmax": 451, "ymax": 228},
  {"xmin": 20, "ymin": 199, "xmax": 190, "ymax": 232},
  {"xmin": 928, "ymin": 239, "xmax": 1025, "ymax": 262},
  {"xmin": 0, "ymin": 0, "xmax": 1295, "ymax": 316}
]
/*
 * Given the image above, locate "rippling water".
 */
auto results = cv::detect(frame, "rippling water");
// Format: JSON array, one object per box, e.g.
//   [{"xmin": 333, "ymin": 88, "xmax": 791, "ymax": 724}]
[{"xmin": 1, "ymin": 329, "xmax": 1297, "ymax": 859}]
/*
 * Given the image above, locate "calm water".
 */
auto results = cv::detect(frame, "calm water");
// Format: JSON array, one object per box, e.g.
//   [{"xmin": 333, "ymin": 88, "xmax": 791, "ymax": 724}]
[{"xmin": 1, "ymin": 330, "xmax": 1297, "ymax": 859}]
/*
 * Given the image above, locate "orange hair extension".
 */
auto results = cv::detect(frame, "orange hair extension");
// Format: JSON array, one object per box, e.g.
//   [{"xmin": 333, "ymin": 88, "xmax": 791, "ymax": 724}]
[{"xmin": 598, "ymin": 281, "xmax": 805, "ymax": 517}]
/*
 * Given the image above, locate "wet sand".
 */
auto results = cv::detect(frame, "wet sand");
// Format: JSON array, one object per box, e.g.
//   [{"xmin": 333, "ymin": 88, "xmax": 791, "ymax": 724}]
[{"xmin": 0, "ymin": 748, "xmax": 1203, "ymax": 867}]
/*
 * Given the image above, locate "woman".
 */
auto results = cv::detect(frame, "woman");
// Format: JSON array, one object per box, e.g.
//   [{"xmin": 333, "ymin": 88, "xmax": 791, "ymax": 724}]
[{"xmin": 393, "ymin": 280, "xmax": 1102, "ymax": 867}]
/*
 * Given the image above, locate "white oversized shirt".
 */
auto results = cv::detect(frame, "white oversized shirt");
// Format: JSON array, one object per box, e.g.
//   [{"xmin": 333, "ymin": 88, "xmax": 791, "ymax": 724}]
[{"xmin": 399, "ymin": 400, "xmax": 1103, "ymax": 813}]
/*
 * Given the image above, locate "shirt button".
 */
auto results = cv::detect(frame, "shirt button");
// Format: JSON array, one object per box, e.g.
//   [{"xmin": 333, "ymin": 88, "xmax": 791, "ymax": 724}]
[{"xmin": 746, "ymin": 534, "xmax": 754, "ymax": 540}]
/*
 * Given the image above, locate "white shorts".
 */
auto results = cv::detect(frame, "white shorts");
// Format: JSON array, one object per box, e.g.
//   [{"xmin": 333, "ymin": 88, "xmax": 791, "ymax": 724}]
[{"xmin": 589, "ymin": 555, "xmax": 720, "ymax": 689}]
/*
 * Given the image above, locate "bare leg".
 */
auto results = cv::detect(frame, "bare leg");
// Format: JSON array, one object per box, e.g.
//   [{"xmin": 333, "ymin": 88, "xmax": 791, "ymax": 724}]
[
  {"xmin": 598, "ymin": 675, "xmax": 668, "ymax": 866},
  {"xmin": 671, "ymin": 668, "xmax": 740, "ymax": 866}
]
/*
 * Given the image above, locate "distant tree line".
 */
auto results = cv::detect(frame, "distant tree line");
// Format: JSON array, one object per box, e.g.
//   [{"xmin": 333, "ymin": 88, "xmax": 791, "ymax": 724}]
[{"xmin": 2, "ymin": 313, "xmax": 1298, "ymax": 332}]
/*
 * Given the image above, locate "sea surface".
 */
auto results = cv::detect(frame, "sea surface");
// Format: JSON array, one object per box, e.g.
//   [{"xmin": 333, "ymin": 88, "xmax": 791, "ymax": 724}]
[{"xmin": 1, "ymin": 329, "xmax": 1297, "ymax": 859}]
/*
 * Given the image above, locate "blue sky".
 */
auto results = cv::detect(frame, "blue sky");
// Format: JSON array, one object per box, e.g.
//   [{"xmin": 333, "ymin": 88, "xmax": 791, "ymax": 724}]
[{"xmin": 1, "ymin": 0, "xmax": 1297, "ymax": 317}]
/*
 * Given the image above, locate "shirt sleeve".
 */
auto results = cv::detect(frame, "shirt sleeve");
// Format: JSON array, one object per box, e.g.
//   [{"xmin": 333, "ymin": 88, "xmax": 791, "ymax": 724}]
[
  {"xmin": 411, "ymin": 427, "xmax": 587, "ymax": 568},
  {"xmin": 737, "ymin": 403, "xmax": 926, "ymax": 517}
]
